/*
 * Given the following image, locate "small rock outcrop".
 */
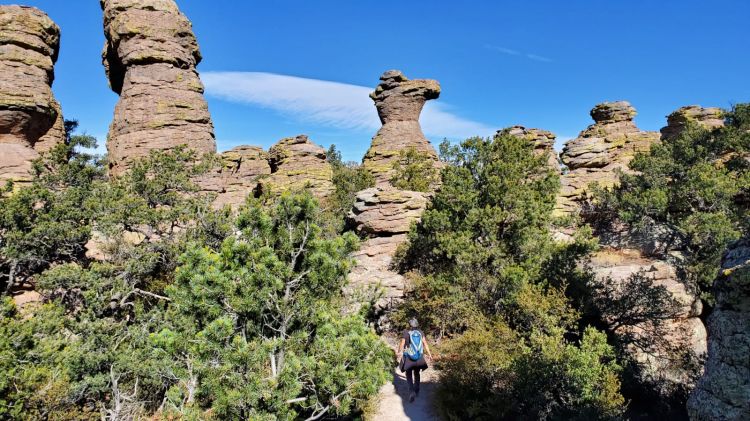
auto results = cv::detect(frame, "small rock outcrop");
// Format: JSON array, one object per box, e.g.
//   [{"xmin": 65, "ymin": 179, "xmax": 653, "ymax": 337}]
[
  {"xmin": 258, "ymin": 135, "xmax": 333, "ymax": 199},
  {"xmin": 101, "ymin": 0, "xmax": 215, "ymax": 175},
  {"xmin": 688, "ymin": 239, "xmax": 750, "ymax": 420},
  {"xmin": 503, "ymin": 125, "xmax": 560, "ymax": 170},
  {"xmin": 363, "ymin": 70, "xmax": 441, "ymax": 186},
  {"xmin": 197, "ymin": 146, "xmax": 271, "ymax": 209},
  {"xmin": 660, "ymin": 105, "xmax": 724, "ymax": 141},
  {"xmin": 0, "ymin": 5, "xmax": 64, "ymax": 185},
  {"xmin": 557, "ymin": 101, "xmax": 659, "ymax": 216}
]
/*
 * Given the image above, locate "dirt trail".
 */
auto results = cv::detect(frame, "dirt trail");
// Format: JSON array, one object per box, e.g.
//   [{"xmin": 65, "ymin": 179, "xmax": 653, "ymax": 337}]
[{"xmin": 371, "ymin": 335, "xmax": 440, "ymax": 421}]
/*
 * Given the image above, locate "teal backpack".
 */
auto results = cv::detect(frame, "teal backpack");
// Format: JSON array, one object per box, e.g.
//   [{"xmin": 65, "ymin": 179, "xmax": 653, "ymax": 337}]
[{"xmin": 405, "ymin": 330, "xmax": 424, "ymax": 361}]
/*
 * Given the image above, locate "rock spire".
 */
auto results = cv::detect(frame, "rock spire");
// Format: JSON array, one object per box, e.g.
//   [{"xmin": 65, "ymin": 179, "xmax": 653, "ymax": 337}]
[
  {"xmin": 100, "ymin": 0, "xmax": 215, "ymax": 175},
  {"xmin": 0, "ymin": 5, "xmax": 65, "ymax": 185}
]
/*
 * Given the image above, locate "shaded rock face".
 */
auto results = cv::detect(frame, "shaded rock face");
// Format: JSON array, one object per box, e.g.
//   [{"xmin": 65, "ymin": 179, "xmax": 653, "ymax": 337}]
[
  {"xmin": 363, "ymin": 70, "xmax": 441, "ymax": 186},
  {"xmin": 347, "ymin": 188, "xmax": 429, "ymax": 311},
  {"xmin": 0, "ymin": 5, "xmax": 64, "ymax": 184},
  {"xmin": 258, "ymin": 135, "xmax": 333, "ymax": 199},
  {"xmin": 589, "ymin": 247, "xmax": 707, "ymax": 398},
  {"xmin": 101, "ymin": 0, "xmax": 215, "ymax": 175},
  {"xmin": 688, "ymin": 239, "xmax": 750, "ymax": 420},
  {"xmin": 503, "ymin": 125, "xmax": 560, "ymax": 170},
  {"xmin": 556, "ymin": 101, "xmax": 659, "ymax": 216},
  {"xmin": 660, "ymin": 105, "xmax": 724, "ymax": 141}
]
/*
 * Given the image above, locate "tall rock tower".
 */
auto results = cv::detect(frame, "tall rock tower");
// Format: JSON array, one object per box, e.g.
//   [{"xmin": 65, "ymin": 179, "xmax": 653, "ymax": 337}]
[
  {"xmin": 0, "ymin": 5, "xmax": 65, "ymax": 185},
  {"xmin": 101, "ymin": 0, "xmax": 215, "ymax": 175},
  {"xmin": 348, "ymin": 70, "xmax": 441, "ymax": 321},
  {"xmin": 363, "ymin": 70, "xmax": 440, "ymax": 186}
]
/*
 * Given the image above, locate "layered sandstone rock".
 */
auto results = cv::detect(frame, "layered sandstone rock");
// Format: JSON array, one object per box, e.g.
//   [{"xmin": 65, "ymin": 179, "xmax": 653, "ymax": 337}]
[
  {"xmin": 0, "ymin": 5, "xmax": 64, "ymax": 185},
  {"xmin": 503, "ymin": 125, "xmax": 560, "ymax": 170},
  {"xmin": 660, "ymin": 105, "xmax": 724, "ymax": 141},
  {"xmin": 688, "ymin": 239, "xmax": 750, "ymax": 420},
  {"xmin": 363, "ymin": 70, "xmax": 441, "ymax": 186},
  {"xmin": 198, "ymin": 146, "xmax": 271, "ymax": 209},
  {"xmin": 258, "ymin": 135, "xmax": 333, "ymax": 199},
  {"xmin": 347, "ymin": 188, "xmax": 429, "ymax": 310},
  {"xmin": 557, "ymin": 101, "xmax": 659, "ymax": 216},
  {"xmin": 101, "ymin": 0, "xmax": 215, "ymax": 175}
]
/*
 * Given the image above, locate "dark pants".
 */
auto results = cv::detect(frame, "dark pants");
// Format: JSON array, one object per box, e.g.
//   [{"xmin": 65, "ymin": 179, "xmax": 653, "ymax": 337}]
[{"xmin": 406, "ymin": 368, "xmax": 421, "ymax": 394}]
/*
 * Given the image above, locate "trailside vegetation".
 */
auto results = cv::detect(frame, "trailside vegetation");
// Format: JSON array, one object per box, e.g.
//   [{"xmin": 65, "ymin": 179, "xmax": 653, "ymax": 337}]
[
  {"xmin": 395, "ymin": 132, "xmax": 625, "ymax": 420},
  {"xmin": 0, "ymin": 129, "xmax": 390, "ymax": 420}
]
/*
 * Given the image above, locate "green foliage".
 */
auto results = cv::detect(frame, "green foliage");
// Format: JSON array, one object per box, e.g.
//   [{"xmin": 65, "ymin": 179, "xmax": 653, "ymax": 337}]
[
  {"xmin": 0, "ymin": 138, "xmax": 388, "ymax": 419},
  {"xmin": 590, "ymin": 104, "xmax": 750, "ymax": 297},
  {"xmin": 326, "ymin": 144, "xmax": 375, "ymax": 230},
  {"xmin": 0, "ymin": 121, "xmax": 104, "ymax": 293},
  {"xmin": 397, "ymin": 132, "xmax": 624, "ymax": 418},
  {"xmin": 390, "ymin": 145, "xmax": 438, "ymax": 192}
]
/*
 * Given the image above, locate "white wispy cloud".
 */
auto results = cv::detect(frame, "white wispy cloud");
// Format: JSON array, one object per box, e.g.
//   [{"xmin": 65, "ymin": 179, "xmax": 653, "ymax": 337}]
[
  {"xmin": 201, "ymin": 71, "xmax": 494, "ymax": 139},
  {"xmin": 484, "ymin": 44, "xmax": 553, "ymax": 63}
]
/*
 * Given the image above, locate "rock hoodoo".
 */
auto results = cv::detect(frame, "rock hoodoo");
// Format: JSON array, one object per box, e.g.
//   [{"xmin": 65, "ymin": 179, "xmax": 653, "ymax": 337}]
[
  {"xmin": 258, "ymin": 135, "xmax": 333, "ymax": 199},
  {"xmin": 688, "ymin": 239, "xmax": 750, "ymax": 420},
  {"xmin": 0, "ymin": 5, "xmax": 64, "ymax": 185},
  {"xmin": 660, "ymin": 105, "xmax": 724, "ymax": 141},
  {"xmin": 363, "ymin": 70, "xmax": 441, "ymax": 186},
  {"xmin": 503, "ymin": 125, "xmax": 560, "ymax": 170},
  {"xmin": 557, "ymin": 101, "xmax": 659, "ymax": 216},
  {"xmin": 200, "ymin": 146, "xmax": 272, "ymax": 209},
  {"xmin": 101, "ymin": 0, "xmax": 215, "ymax": 175}
]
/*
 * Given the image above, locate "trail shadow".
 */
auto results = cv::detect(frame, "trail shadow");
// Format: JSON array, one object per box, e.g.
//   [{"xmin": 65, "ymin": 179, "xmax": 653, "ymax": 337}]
[{"xmin": 375, "ymin": 368, "xmax": 438, "ymax": 421}]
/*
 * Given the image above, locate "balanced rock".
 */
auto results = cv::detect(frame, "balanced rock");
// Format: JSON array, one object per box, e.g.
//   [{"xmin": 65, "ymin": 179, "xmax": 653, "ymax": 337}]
[
  {"xmin": 363, "ymin": 70, "xmax": 441, "ymax": 186},
  {"xmin": 258, "ymin": 135, "xmax": 333, "ymax": 199},
  {"xmin": 503, "ymin": 125, "xmax": 560, "ymax": 170},
  {"xmin": 556, "ymin": 101, "xmax": 659, "ymax": 216},
  {"xmin": 0, "ymin": 5, "xmax": 64, "ymax": 185},
  {"xmin": 660, "ymin": 105, "xmax": 724, "ymax": 141},
  {"xmin": 101, "ymin": 0, "xmax": 215, "ymax": 175},
  {"xmin": 688, "ymin": 239, "xmax": 750, "ymax": 420},
  {"xmin": 347, "ymin": 187, "xmax": 429, "ymax": 311}
]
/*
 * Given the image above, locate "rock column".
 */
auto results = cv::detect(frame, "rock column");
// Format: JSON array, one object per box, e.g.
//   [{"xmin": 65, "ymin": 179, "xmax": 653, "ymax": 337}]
[
  {"xmin": 101, "ymin": 0, "xmax": 215, "ymax": 175},
  {"xmin": 0, "ymin": 5, "xmax": 64, "ymax": 185}
]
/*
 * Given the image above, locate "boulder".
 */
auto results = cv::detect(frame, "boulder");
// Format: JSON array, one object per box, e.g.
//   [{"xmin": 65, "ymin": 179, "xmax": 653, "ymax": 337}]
[
  {"xmin": 0, "ymin": 5, "xmax": 64, "ymax": 185},
  {"xmin": 197, "ymin": 146, "xmax": 271, "ymax": 209},
  {"xmin": 258, "ymin": 135, "xmax": 333, "ymax": 199},
  {"xmin": 688, "ymin": 239, "xmax": 750, "ymax": 420},
  {"xmin": 101, "ymin": 0, "xmax": 215, "ymax": 175},
  {"xmin": 660, "ymin": 105, "xmax": 724, "ymax": 141},
  {"xmin": 556, "ymin": 101, "xmax": 659, "ymax": 216},
  {"xmin": 363, "ymin": 70, "xmax": 441, "ymax": 186}
]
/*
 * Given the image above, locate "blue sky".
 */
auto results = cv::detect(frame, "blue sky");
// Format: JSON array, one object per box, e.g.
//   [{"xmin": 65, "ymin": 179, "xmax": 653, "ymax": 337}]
[{"xmin": 8, "ymin": 0, "xmax": 750, "ymax": 161}]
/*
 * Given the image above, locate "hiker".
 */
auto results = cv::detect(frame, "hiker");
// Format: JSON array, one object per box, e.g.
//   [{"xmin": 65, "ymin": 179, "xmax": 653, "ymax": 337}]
[{"xmin": 397, "ymin": 318, "xmax": 433, "ymax": 403}]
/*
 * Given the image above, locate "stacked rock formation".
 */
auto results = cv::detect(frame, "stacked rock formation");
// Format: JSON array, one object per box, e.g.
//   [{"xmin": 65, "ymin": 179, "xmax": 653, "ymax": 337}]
[
  {"xmin": 101, "ymin": 0, "xmax": 215, "ymax": 175},
  {"xmin": 557, "ymin": 101, "xmax": 659, "ymax": 216},
  {"xmin": 348, "ymin": 71, "xmax": 441, "ymax": 317},
  {"xmin": 503, "ymin": 125, "xmax": 560, "ymax": 170},
  {"xmin": 363, "ymin": 70, "xmax": 441, "ymax": 186},
  {"xmin": 660, "ymin": 105, "xmax": 724, "ymax": 141},
  {"xmin": 0, "ymin": 5, "xmax": 64, "ymax": 185},
  {"xmin": 688, "ymin": 239, "xmax": 750, "ymax": 420},
  {"xmin": 258, "ymin": 135, "xmax": 333, "ymax": 199}
]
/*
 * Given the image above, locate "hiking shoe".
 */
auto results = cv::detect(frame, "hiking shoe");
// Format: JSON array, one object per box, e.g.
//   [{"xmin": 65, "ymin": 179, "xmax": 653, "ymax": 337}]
[{"xmin": 409, "ymin": 392, "xmax": 416, "ymax": 402}]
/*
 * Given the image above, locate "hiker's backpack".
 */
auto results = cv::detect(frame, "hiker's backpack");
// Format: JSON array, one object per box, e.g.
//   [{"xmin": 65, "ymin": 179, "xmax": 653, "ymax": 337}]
[{"xmin": 405, "ymin": 330, "xmax": 424, "ymax": 361}]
